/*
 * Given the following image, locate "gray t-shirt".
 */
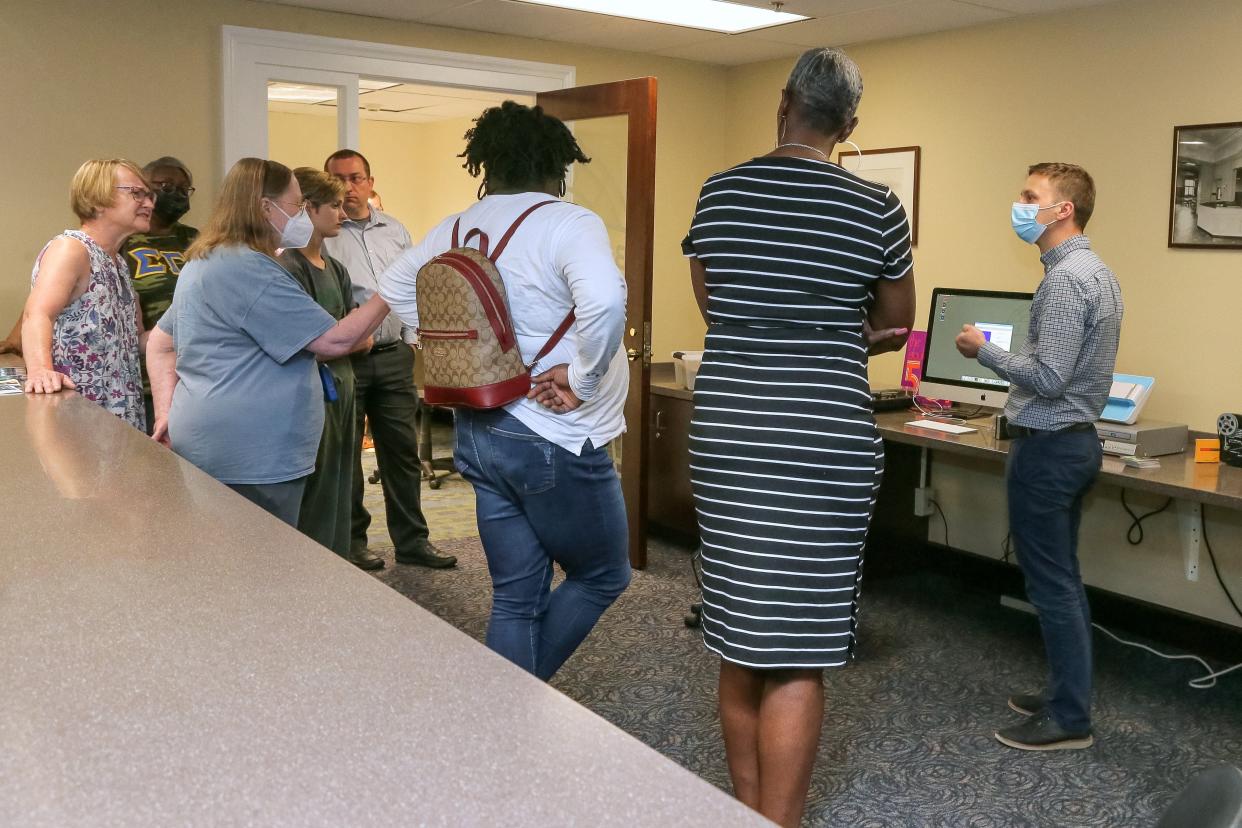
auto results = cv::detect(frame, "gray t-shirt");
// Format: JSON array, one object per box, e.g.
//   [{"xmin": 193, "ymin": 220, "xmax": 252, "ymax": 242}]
[{"xmin": 158, "ymin": 245, "xmax": 336, "ymax": 484}]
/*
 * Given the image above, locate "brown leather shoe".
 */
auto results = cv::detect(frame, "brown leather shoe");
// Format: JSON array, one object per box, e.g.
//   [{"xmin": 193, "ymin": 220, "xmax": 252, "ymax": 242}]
[
  {"xmin": 347, "ymin": 547, "xmax": 385, "ymax": 571},
  {"xmin": 396, "ymin": 541, "xmax": 457, "ymax": 569}
]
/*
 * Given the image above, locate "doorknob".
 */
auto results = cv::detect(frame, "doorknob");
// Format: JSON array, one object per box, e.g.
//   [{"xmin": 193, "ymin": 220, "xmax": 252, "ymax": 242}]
[{"xmin": 627, "ymin": 347, "xmax": 642, "ymax": 361}]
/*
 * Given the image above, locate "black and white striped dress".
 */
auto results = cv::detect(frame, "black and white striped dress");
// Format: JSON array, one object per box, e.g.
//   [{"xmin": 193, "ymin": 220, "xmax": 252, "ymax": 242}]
[{"xmin": 682, "ymin": 156, "xmax": 913, "ymax": 669}]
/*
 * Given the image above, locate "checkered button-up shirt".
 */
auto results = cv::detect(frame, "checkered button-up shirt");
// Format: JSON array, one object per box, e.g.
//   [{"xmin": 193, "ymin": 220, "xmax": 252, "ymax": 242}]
[{"xmin": 977, "ymin": 235, "xmax": 1123, "ymax": 430}]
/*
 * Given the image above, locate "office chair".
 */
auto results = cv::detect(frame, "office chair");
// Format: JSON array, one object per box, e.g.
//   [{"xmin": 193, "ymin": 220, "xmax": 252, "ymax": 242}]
[{"xmin": 1156, "ymin": 765, "xmax": 1242, "ymax": 828}]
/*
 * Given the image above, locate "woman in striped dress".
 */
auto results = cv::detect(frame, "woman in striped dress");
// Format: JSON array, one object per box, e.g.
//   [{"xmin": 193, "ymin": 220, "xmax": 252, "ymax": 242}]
[{"xmin": 682, "ymin": 48, "xmax": 915, "ymax": 827}]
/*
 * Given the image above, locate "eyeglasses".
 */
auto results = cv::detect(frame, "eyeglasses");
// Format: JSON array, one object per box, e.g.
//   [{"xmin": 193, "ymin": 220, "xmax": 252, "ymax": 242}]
[
  {"xmin": 333, "ymin": 173, "xmax": 369, "ymax": 185},
  {"xmin": 115, "ymin": 186, "xmax": 156, "ymax": 204},
  {"xmin": 151, "ymin": 181, "xmax": 196, "ymax": 197},
  {"xmin": 269, "ymin": 197, "xmax": 307, "ymax": 212}
]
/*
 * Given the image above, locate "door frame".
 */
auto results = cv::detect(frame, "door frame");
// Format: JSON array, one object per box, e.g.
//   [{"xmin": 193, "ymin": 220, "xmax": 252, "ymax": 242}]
[
  {"xmin": 537, "ymin": 78, "xmax": 658, "ymax": 569},
  {"xmin": 221, "ymin": 26, "xmax": 575, "ymax": 173}
]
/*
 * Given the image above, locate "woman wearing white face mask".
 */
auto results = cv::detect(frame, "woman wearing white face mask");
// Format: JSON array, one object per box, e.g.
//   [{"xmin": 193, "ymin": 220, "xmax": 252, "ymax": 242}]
[{"xmin": 146, "ymin": 158, "xmax": 388, "ymax": 525}]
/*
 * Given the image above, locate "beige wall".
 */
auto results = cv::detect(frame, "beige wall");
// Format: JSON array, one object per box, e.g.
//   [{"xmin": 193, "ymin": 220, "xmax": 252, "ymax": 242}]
[
  {"xmin": 723, "ymin": 0, "xmax": 1242, "ymax": 627},
  {"xmin": 0, "ymin": 0, "xmax": 726, "ymax": 362},
  {"xmin": 267, "ymin": 110, "xmax": 338, "ymax": 173}
]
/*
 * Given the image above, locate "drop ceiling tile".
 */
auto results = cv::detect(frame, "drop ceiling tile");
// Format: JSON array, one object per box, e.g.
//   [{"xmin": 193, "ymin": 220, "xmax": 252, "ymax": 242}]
[
  {"xmin": 557, "ymin": 16, "xmax": 719, "ymax": 52},
  {"xmin": 963, "ymin": 0, "xmax": 1121, "ymax": 12},
  {"xmin": 655, "ymin": 35, "xmax": 804, "ymax": 66},
  {"xmin": 759, "ymin": 0, "xmax": 1012, "ymax": 46},
  {"xmin": 380, "ymin": 82, "xmax": 524, "ymax": 103},
  {"xmin": 727, "ymin": 0, "xmax": 918, "ymax": 15},
  {"xmin": 254, "ymin": 0, "xmax": 473, "ymax": 21}
]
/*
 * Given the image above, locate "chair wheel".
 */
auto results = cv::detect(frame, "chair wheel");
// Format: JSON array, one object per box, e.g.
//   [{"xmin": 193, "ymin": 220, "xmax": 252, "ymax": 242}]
[
  {"xmin": 367, "ymin": 471, "xmax": 380, "ymax": 484},
  {"xmin": 429, "ymin": 478, "xmax": 442, "ymax": 490}
]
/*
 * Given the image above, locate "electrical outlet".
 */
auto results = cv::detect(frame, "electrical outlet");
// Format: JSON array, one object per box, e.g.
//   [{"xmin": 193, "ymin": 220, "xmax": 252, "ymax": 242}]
[{"xmin": 913, "ymin": 487, "xmax": 936, "ymax": 517}]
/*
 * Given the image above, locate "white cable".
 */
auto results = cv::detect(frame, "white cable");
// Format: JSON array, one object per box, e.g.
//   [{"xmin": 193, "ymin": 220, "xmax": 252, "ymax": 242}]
[
  {"xmin": 910, "ymin": 378, "xmax": 966, "ymax": 424},
  {"xmin": 1093, "ymin": 622, "xmax": 1242, "ymax": 690}
]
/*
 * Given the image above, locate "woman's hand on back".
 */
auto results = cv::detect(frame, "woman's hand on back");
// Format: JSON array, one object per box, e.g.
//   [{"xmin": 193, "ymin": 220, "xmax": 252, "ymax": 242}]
[
  {"xmin": 528, "ymin": 364, "xmax": 581, "ymax": 414},
  {"xmin": 862, "ymin": 317, "xmax": 909, "ymax": 355}
]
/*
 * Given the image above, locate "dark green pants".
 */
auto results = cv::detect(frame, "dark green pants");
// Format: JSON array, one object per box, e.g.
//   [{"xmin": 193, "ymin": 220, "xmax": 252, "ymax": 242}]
[
  {"xmin": 228, "ymin": 478, "xmax": 307, "ymax": 527},
  {"xmin": 298, "ymin": 364, "xmax": 357, "ymax": 558},
  {"xmin": 350, "ymin": 342, "xmax": 428, "ymax": 555}
]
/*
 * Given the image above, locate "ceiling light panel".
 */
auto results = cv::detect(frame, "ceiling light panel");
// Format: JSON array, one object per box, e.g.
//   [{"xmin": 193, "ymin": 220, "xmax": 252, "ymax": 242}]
[
  {"xmin": 510, "ymin": 0, "xmax": 808, "ymax": 33},
  {"xmin": 267, "ymin": 82, "xmax": 339, "ymax": 104}
]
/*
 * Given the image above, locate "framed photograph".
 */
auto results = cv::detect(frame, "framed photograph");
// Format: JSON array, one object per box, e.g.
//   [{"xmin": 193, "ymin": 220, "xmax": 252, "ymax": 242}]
[
  {"xmin": 836, "ymin": 145, "xmax": 921, "ymax": 245},
  {"xmin": 1169, "ymin": 121, "xmax": 1242, "ymax": 249}
]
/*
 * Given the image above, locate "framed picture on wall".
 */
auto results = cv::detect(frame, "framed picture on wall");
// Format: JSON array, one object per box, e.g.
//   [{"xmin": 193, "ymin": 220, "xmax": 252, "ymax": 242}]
[
  {"xmin": 1169, "ymin": 121, "xmax": 1242, "ymax": 249},
  {"xmin": 836, "ymin": 145, "xmax": 921, "ymax": 245}
]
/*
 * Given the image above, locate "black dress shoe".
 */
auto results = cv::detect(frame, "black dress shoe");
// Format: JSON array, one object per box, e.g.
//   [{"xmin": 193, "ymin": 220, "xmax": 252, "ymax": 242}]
[
  {"xmin": 347, "ymin": 547, "xmax": 385, "ymax": 571},
  {"xmin": 995, "ymin": 711, "xmax": 1093, "ymax": 751},
  {"xmin": 1008, "ymin": 693, "xmax": 1045, "ymax": 717},
  {"xmin": 396, "ymin": 541, "xmax": 457, "ymax": 569}
]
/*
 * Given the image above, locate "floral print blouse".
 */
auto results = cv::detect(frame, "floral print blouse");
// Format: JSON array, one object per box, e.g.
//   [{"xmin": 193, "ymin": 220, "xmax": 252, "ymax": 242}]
[{"xmin": 31, "ymin": 230, "xmax": 145, "ymax": 430}]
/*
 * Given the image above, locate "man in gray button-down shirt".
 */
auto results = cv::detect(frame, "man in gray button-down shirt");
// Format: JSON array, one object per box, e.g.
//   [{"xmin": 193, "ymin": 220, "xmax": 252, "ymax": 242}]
[
  {"xmin": 323, "ymin": 150, "xmax": 456, "ymax": 572},
  {"xmin": 957, "ymin": 163, "xmax": 1121, "ymax": 753}
]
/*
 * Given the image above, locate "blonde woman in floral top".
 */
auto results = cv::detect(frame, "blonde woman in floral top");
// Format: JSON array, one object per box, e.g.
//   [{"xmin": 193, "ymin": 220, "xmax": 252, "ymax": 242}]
[{"xmin": 23, "ymin": 159, "xmax": 152, "ymax": 430}]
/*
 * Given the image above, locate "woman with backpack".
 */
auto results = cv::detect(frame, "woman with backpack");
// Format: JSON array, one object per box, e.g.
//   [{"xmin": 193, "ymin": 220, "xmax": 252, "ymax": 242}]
[{"xmin": 378, "ymin": 101, "xmax": 631, "ymax": 681}]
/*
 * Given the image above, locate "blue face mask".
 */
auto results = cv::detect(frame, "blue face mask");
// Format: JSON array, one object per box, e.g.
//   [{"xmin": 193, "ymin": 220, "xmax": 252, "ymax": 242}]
[{"xmin": 1011, "ymin": 201, "xmax": 1064, "ymax": 244}]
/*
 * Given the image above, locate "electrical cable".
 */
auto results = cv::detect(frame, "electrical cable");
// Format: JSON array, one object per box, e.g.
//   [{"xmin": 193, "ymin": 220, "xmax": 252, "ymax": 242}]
[
  {"xmin": 1001, "ymin": 532, "xmax": 1013, "ymax": 564},
  {"xmin": 1119, "ymin": 489, "xmax": 1172, "ymax": 545},
  {"xmin": 930, "ymin": 499, "xmax": 950, "ymax": 547},
  {"xmin": 1202, "ymin": 504, "xmax": 1242, "ymax": 619},
  {"xmin": 1092, "ymin": 623, "xmax": 1242, "ymax": 690},
  {"xmin": 1083, "ymin": 506, "xmax": 1242, "ymax": 689}
]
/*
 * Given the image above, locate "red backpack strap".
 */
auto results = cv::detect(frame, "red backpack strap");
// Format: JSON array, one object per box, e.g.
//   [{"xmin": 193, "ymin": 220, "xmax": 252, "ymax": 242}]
[
  {"xmin": 527, "ymin": 310, "xmax": 576, "ymax": 370},
  {"xmin": 451, "ymin": 217, "xmax": 461, "ymax": 248},
  {"xmin": 490, "ymin": 200, "xmax": 558, "ymax": 263},
  {"xmin": 463, "ymin": 228, "xmax": 491, "ymax": 258}
]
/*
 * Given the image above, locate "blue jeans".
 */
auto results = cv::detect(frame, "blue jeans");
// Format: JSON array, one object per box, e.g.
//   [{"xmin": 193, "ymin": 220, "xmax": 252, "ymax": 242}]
[
  {"xmin": 454, "ymin": 408, "xmax": 632, "ymax": 680},
  {"xmin": 1006, "ymin": 427, "xmax": 1102, "ymax": 733}
]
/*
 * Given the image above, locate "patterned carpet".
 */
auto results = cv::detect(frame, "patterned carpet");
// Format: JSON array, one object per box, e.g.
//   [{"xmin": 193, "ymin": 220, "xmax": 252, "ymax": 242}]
[{"xmin": 358, "ymin": 428, "xmax": 1242, "ymax": 827}]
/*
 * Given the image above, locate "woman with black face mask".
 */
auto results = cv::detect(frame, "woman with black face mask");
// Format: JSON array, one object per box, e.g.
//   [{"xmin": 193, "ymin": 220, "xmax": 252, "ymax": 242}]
[{"xmin": 120, "ymin": 156, "xmax": 198, "ymax": 432}]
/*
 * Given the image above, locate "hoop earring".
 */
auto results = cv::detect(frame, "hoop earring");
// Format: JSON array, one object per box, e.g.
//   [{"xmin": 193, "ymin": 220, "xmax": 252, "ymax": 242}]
[
  {"xmin": 777, "ymin": 115, "xmax": 787, "ymax": 146},
  {"xmin": 477, "ymin": 180, "xmax": 487, "ymax": 201},
  {"xmin": 558, "ymin": 180, "xmax": 566, "ymax": 198}
]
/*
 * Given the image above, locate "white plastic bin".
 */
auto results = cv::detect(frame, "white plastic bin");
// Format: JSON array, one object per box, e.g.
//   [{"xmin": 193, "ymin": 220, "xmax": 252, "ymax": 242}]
[{"xmin": 672, "ymin": 350, "xmax": 704, "ymax": 391}]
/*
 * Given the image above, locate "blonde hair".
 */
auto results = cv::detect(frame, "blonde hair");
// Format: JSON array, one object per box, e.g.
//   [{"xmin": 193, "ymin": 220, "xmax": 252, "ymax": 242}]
[
  {"xmin": 69, "ymin": 158, "xmax": 148, "ymax": 222},
  {"xmin": 187, "ymin": 158, "xmax": 292, "ymax": 261},
  {"xmin": 293, "ymin": 167, "xmax": 346, "ymax": 207}
]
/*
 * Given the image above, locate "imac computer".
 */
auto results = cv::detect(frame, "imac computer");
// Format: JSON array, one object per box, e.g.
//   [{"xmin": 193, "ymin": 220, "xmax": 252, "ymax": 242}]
[{"xmin": 918, "ymin": 287, "xmax": 1034, "ymax": 411}]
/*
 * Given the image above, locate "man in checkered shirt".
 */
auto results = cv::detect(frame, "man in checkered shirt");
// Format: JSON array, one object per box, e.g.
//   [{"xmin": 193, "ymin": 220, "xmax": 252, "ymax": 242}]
[{"xmin": 956, "ymin": 162, "xmax": 1123, "ymax": 752}]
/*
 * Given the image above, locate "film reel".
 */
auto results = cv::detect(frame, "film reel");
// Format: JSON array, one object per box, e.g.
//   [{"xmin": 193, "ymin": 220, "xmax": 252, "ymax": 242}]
[{"xmin": 1220, "ymin": 413, "xmax": 1242, "ymax": 468}]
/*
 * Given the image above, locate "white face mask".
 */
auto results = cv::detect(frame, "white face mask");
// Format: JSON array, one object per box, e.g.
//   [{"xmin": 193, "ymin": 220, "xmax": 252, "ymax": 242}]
[{"xmin": 269, "ymin": 201, "xmax": 314, "ymax": 249}]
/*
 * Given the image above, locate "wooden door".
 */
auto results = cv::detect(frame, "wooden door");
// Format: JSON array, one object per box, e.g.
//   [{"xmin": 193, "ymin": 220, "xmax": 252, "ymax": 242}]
[{"xmin": 537, "ymin": 78, "xmax": 657, "ymax": 569}]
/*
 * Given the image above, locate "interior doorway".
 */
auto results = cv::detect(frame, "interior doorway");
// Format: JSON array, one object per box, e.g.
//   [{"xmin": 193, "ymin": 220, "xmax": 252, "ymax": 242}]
[{"xmin": 267, "ymin": 78, "xmax": 533, "ymax": 240}]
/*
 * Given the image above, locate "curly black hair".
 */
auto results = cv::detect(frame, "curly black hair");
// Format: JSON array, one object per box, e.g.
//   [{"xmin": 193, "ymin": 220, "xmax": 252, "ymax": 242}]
[{"xmin": 460, "ymin": 100, "xmax": 590, "ymax": 187}]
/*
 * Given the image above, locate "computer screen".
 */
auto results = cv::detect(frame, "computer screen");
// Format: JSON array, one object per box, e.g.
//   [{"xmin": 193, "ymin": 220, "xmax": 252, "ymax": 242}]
[{"xmin": 918, "ymin": 288, "xmax": 1034, "ymax": 409}]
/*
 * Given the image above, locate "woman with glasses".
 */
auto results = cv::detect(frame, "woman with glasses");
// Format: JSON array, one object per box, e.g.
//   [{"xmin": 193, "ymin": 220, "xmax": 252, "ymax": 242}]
[
  {"xmin": 121, "ymin": 156, "xmax": 199, "ymax": 431},
  {"xmin": 22, "ymin": 158, "xmax": 153, "ymax": 429},
  {"xmin": 145, "ymin": 158, "xmax": 389, "ymax": 525}
]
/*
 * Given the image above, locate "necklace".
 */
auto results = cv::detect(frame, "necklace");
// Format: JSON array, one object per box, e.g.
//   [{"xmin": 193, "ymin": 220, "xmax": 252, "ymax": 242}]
[{"xmin": 776, "ymin": 142, "xmax": 828, "ymax": 160}]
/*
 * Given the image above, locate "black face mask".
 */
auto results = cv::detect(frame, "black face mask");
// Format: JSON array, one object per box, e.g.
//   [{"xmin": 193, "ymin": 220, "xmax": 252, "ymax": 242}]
[{"xmin": 153, "ymin": 190, "xmax": 191, "ymax": 224}]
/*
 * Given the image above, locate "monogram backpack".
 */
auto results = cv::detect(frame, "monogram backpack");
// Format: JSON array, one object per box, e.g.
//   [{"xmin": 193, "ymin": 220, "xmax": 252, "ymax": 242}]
[{"xmin": 415, "ymin": 200, "xmax": 575, "ymax": 409}]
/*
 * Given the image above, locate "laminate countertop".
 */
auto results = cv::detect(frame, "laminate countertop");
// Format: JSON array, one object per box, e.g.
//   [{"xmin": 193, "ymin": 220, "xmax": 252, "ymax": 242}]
[{"xmin": 0, "ymin": 372, "xmax": 767, "ymax": 827}]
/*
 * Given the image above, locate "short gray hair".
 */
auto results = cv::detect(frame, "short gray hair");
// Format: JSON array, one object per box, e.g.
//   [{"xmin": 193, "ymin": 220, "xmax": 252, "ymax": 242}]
[
  {"xmin": 143, "ymin": 156, "xmax": 193, "ymax": 186},
  {"xmin": 785, "ymin": 48, "xmax": 863, "ymax": 135}
]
